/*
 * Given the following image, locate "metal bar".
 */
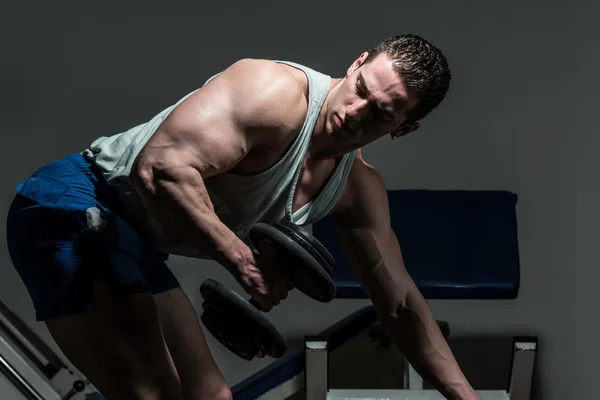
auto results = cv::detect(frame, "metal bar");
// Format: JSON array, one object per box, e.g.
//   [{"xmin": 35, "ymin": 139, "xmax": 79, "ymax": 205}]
[
  {"xmin": 0, "ymin": 334, "xmax": 61, "ymax": 400},
  {"xmin": 0, "ymin": 318, "xmax": 59, "ymax": 379},
  {"xmin": 305, "ymin": 335, "xmax": 329, "ymax": 400},
  {"xmin": 403, "ymin": 358, "xmax": 423, "ymax": 389},
  {"xmin": 327, "ymin": 389, "xmax": 510, "ymax": 399},
  {"xmin": 0, "ymin": 353, "xmax": 45, "ymax": 400},
  {"xmin": 0, "ymin": 298, "xmax": 65, "ymax": 379},
  {"xmin": 508, "ymin": 337, "xmax": 537, "ymax": 400}
]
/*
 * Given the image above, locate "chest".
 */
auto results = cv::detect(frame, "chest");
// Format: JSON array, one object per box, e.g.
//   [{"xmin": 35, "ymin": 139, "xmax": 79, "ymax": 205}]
[
  {"xmin": 292, "ymin": 158, "xmax": 337, "ymax": 214},
  {"xmin": 232, "ymin": 150, "xmax": 337, "ymax": 214}
]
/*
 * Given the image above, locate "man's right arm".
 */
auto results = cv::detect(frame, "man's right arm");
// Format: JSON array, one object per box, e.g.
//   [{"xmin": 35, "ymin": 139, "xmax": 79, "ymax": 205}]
[{"xmin": 128, "ymin": 59, "xmax": 303, "ymax": 307}]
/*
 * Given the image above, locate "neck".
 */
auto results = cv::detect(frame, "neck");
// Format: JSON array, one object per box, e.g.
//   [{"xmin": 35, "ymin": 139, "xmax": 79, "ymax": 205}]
[{"xmin": 306, "ymin": 77, "xmax": 347, "ymax": 162}]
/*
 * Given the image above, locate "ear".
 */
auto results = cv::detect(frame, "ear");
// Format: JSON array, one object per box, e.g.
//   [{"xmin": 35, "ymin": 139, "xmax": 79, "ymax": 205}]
[
  {"xmin": 391, "ymin": 122, "xmax": 420, "ymax": 139},
  {"xmin": 346, "ymin": 52, "xmax": 369, "ymax": 76}
]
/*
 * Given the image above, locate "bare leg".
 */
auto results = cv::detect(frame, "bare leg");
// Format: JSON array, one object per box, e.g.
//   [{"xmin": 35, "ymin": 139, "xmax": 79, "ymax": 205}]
[
  {"xmin": 45, "ymin": 279, "xmax": 183, "ymax": 400},
  {"xmin": 155, "ymin": 288, "xmax": 232, "ymax": 400}
]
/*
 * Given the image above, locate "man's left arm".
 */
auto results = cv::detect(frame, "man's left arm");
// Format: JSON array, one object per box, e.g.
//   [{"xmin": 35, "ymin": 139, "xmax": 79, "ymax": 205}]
[{"xmin": 329, "ymin": 161, "xmax": 478, "ymax": 400}]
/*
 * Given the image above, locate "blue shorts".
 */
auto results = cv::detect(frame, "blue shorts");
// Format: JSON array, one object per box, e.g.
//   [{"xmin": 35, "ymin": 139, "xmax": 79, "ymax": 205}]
[{"xmin": 6, "ymin": 153, "xmax": 180, "ymax": 321}]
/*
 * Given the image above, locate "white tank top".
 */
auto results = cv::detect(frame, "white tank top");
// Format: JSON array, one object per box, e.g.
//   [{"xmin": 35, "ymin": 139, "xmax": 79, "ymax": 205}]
[{"xmin": 82, "ymin": 61, "xmax": 356, "ymax": 257}]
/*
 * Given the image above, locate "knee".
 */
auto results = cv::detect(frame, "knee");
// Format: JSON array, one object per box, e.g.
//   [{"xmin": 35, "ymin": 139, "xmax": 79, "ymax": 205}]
[
  {"xmin": 132, "ymin": 381, "xmax": 185, "ymax": 400},
  {"xmin": 103, "ymin": 385, "xmax": 182, "ymax": 400},
  {"xmin": 191, "ymin": 384, "xmax": 232, "ymax": 400},
  {"xmin": 213, "ymin": 386, "xmax": 233, "ymax": 400}
]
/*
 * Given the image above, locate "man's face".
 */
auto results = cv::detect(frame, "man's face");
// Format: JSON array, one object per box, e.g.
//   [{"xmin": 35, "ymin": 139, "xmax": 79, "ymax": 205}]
[{"xmin": 325, "ymin": 52, "xmax": 420, "ymax": 148}]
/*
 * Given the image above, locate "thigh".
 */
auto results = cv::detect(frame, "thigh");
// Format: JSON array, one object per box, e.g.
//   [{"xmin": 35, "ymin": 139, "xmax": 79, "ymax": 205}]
[
  {"xmin": 154, "ymin": 288, "xmax": 231, "ymax": 400},
  {"xmin": 45, "ymin": 279, "xmax": 183, "ymax": 400}
]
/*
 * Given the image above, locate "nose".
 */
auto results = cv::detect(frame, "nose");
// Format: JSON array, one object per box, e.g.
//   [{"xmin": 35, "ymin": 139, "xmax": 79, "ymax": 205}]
[{"xmin": 346, "ymin": 99, "xmax": 370, "ymax": 126}]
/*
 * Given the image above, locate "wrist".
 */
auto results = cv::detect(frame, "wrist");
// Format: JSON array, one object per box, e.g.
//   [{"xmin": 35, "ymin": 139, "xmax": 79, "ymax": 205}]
[{"xmin": 219, "ymin": 237, "xmax": 254, "ymax": 276}]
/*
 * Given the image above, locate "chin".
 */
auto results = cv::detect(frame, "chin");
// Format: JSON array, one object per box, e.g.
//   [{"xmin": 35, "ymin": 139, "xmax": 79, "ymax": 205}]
[
  {"xmin": 325, "ymin": 122, "xmax": 334, "ymax": 136},
  {"xmin": 326, "ymin": 114, "xmax": 336, "ymax": 135}
]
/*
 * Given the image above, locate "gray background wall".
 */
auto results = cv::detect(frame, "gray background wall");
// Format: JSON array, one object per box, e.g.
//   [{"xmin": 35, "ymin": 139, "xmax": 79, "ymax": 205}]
[{"xmin": 1, "ymin": 1, "xmax": 597, "ymax": 399}]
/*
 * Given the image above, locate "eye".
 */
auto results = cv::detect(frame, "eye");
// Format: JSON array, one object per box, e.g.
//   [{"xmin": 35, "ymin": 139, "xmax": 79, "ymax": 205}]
[
  {"xmin": 377, "ymin": 108, "xmax": 395, "ymax": 122},
  {"xmin": 369, "ymin": 105, "xmax": 384, "ymax": 118},
  {"xmin": 355, "ymin": 83, "xmax": 366, "ymax": 97}
]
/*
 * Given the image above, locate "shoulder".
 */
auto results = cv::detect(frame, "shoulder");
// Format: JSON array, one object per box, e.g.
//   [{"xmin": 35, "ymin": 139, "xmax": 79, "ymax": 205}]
[
  {"xmin": 207, "ymin": 59, "xmax": 308, "ymax": 135},
  {"xmin": 135, "ymin": 59, "xmax": 310, "ymax": 177},
  {"xmin": 213, "ymin": 58, "xmax": 306, "ymax": 98},
  {"xmin": 329, "ymin": 149, "xmax": 390, "ymax": 229}
]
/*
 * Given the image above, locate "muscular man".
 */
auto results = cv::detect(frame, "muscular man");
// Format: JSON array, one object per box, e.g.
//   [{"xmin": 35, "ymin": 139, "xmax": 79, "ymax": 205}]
[{"xmin": 7, "ymin": 34, "xmax": 478, "ymax": 399}]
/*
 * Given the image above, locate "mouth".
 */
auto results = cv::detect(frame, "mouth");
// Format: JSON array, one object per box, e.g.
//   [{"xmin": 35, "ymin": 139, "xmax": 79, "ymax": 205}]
[
  {"xmin": 334, "ymin": 113, "xmax": 352, "ymax": 134},
  {"xmin": 333, "ymin": 113, "xmax": 343, "ymax": 130}
]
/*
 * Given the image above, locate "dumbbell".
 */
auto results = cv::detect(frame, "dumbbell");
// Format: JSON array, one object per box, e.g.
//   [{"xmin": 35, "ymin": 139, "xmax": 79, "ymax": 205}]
[{"xmin": 199, "ymin": 221, "xmax": 335, "ymax": 361}]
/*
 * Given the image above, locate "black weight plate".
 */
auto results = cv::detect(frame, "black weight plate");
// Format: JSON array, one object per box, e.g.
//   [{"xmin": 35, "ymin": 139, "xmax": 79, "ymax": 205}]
[
  {"xmin": 200, "ymin": 305, "xmax": 258, "ymax": 360},
  {"xmin": 276, "ymin": 221, "xmax": 334, "ymax": 276},
  {"xmin": 249, "ymin": 224, "xmax": 336, "ymax": 302},
  {"xmin": 199, "ymin": 279, "xmax": 287, "ymax": 359}
]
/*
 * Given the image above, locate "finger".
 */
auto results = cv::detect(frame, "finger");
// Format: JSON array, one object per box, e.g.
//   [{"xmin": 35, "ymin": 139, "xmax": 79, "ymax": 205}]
[
  {"xmin": 259, "ymin": 296, "xmax": 273, "ymax": 312},
  {"xmin": 251, "ymin": 287, "xmax": 272, "ymax": 312},
  {"xmin": 271, "ymin": 285, "xmax": 281, "ymax": 306},
  {"xmin": 286, "ymin": 274, "xmax": 295, "ymax": 291},
  {"xmin": 253, "ymin": 280, "xmax": 273, "ymax": 311},
  {"xmin": 278, "ymin": 281, "xmax": 288, "ymax": 301}
]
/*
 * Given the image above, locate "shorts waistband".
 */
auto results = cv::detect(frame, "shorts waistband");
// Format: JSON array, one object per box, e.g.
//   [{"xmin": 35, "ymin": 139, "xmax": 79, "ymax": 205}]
[{"xmin": 61, "ymin": 153, "xmax": 126, "ymax": 213}]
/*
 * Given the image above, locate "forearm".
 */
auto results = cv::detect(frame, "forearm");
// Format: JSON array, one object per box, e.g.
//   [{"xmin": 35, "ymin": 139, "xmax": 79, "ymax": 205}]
[
  {"xmin": 382, "ymin": 290, "xmax": 478, "ymax": 400},
  {"xmin": 130, "ymin": 161, "xmax": 252, "ymax": 273}
]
